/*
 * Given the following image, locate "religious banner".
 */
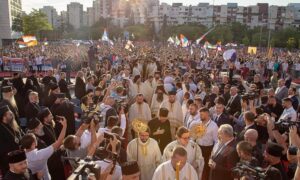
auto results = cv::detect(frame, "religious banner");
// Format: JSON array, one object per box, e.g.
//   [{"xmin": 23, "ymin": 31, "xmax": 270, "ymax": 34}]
[{"xmin": 247, "ymin": 46, "xmax": 257, "ymax": 54}]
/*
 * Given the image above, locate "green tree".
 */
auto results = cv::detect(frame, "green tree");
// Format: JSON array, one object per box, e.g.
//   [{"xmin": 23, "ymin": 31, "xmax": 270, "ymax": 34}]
[
  {"xmin": 242, "ymin": 36, "xmax": 250, "ymax": 46},
  {"xmin": 287, "ymin": 37, "xmax": 296, "ymax": 50},
  {"xmin": 12, "ymin": 14, "xmax": 23, "ymax": 32},
  {"xmin": 22, "ymin": 9, "xmax": 52, "ymax": 37}
]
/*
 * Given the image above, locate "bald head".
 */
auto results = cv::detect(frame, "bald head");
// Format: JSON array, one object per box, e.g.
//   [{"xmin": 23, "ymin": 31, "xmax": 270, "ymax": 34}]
[{"xmin": 244, "ymin": 129, "xmax": 258, "ymax": 145}]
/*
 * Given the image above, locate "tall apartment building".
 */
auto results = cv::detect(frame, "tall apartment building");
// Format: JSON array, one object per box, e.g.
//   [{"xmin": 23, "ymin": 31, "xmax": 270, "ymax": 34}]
[
  {"xmin": 0, "ymin": 0, "xmax": 22, "ymax": 46},
  {"xmin": 67, "ymin": 2, "xmax": 83, "ymax": 29},
  {"xmin": 40, "ymin": 6, "xmax": 59, "ymax": 29}
]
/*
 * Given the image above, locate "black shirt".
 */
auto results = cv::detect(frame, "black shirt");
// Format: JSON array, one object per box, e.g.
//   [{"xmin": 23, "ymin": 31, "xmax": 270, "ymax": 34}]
[
  {"xmin": 148, "ymin": 118, "xmax": 172, "ymax": 153},
  {"xmin": 4, "ymin": 170, "xmax": 37, "ymax": 180}
]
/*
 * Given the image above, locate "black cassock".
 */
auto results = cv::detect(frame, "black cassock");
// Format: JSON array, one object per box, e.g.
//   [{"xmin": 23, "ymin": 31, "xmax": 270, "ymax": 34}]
[
  {"xmin": 148, "ymin": 118, "xmax": 172, "ymax": 153},
  {"xmin": 51, "ymin": 101, "xmax": 75, "ymax": 136},
  {"xmin": 24, "ymin": 102, "xmax": 41, "ymax": 122},
  {"xmin": 0, "ymin": 123, "xmax": 23, "ymax": 175},
  {"xmin": 39, "ymin": 124, "xmax": 66, "ymax": 180},
  {"xmin": 4, "ymin": 170, "xmax": 37, "ymax": 180},
  {"xmin": 0, "ymin": 100, "xmax": 19, "ymax": 125}
]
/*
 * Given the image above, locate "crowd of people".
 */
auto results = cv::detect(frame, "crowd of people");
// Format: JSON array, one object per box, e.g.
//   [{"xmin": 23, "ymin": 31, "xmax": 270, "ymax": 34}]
[{"xmin": 0, "ymin": 41, "xmax": 300, "ymax": 180}]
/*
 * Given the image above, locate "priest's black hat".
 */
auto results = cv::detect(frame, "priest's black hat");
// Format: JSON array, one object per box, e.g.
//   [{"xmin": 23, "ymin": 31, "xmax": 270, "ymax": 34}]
[
  {"xmin": 27, "ymin": 118, "xmax": 41, "ymax": 130},
  {"xmin": 37, "ymin": 108, "xmax": 51, "ymax": 121},
  {"xmin": 2, "ymin": 86, "xmax": 13, "ymax": 93},
  {"xmin": 7, "ymin": 150, "xmax": 27, "ymax": 164},
  {"xmin": 121, "ymin": 161, "xmax": 140, "ymax": 175},
  {"xmin": 0, "ymin": 105, "xmax": 10, "ymax": 118},
  {"xmin": 266, "ymin": 142, "xmax": 284, "ymax": 157},
  {"xmin": 50, "ymin": 83, "xmax": 59, "ymax": 91}
]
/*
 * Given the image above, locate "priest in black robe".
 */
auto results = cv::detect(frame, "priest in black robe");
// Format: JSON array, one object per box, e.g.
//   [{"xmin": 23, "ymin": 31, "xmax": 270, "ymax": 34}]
[{"xmin": 148, "ymin": 107, "xmax": 172, "ymax": 153}]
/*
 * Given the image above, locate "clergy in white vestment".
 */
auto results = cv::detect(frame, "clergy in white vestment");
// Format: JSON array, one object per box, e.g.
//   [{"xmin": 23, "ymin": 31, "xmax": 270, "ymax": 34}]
[
  {"xmin": 132, "ymin": 75, "xmax": 153, "ymax": 105},
  {"xmin": 160, "ymin": 90, "xmax": 183, "ymax": 140},
  {"xmin": 128, "ymin": 94, "xmax": 152, "ymax": 139},
  {"xmin": 127, "ymin": 129, "xmax": 161, "ymax": 180},
  {"xmin": 162, "ymin": 126, "xmax": 204, "ymax": 179},
  {"xmin": 146, "ymin": 60, "xmax": 157, "ymax": 78},
  {"xmin": 150, "ymin": 85, "xmax": 168, "ymax": 117},
  {"xmin": 152, "ymin": 146, "xmax": 198, "ymax": 180}
]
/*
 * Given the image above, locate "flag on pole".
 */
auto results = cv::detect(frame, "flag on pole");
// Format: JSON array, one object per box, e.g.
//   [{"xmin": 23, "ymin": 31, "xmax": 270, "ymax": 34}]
[
  {"xmin": 101, "ymin": 29, "xmax": 109, "ymax": 42},
  {"xmin": 196, "ymin": 27, "xmax": 215, "ymax": 44},
  {"xmin": 190, "ymin": 46, "xmax": 194, "ymax": 55},
  {"xmin": 125, "ymin": 40, "xmax": 134, "ymax": 52},
  {"xmin": 216, "ymin": 41, "xmax": 222, "ymax": 51},
  {"xmin": 175, "ymin": 36, "xmax": 180, "ymax": 46},
  {"xmin": 167, "ymin": 37, "xmax": 175, "ymax": 44},
  {"xmin": 267, "ymin": 47, "xmax": 273, "ymax": 58},
  {"xmin": 180, "ymin": 34, "xmax": 189, "ymax": 47}
]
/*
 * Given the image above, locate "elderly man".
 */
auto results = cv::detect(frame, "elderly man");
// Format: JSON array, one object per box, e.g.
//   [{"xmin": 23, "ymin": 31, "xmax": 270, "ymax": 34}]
[
  {"xmin": 162, "ymin": 126, "xmax": 204, "ymax": 178},
  {"xmin": 160, "ymin": 90, "xmax": 183, "ymax": 140},
  {"xmin": 0, "ymin": 86, "xmax": 19, "ymax": 124},
  {"xmin": 209, "ymin": 124, "xmax": 239, "ymax": 180},
  {"xmin": 152, "ymin": 147, "xmax": 198, "ymax": 180},
  {"xmin": 25, "ymin": 91, "xmax": 42, "ymax": 122},
  {"xmin": 244, "ymin": 129, "xmax": 264, "ymax": 166}
]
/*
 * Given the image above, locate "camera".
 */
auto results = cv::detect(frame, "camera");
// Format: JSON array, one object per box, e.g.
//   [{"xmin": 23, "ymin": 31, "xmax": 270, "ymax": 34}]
[
  {"xmin": 82, "ymin": 111, "xmax": 103, "ymax": 124},
  {"xmin": 232, "ymin": 162, "xmax": 266, "ymax": 180},
  {"xmin": 67, "ymin": 159, "xmax": 101, "ymax": 180},
  {"xmin": 115, "ymin": 97, "xmax": 129, "ymax": 113},
  {"xmin": 241, "ymin": 92, "xmax": 256, "ymax": 101},
  {"xmin": 274, "ymin": 117, "xmax": 300, "ymax": 135},
  {"xmin": 103, "ymin": 132, "xmax": 124, "ymax": 141}
]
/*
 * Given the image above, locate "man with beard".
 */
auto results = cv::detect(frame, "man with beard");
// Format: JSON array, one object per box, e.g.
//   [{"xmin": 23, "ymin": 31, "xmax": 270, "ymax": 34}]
[
  {"xmin": 131, "ymin": 75, "xmax": 153, "ymax": 104},
  {"xmin": 26, "ymin": 118, "xmax": 47, "ymax": 149},
  {"xmin": 25, "ymin": 92, "xmax": 42, "ymax": 122},
  {"xmin": 11, "ymin": 73, "xmax": 25, "ymax": 123},
  {"xmin": 148, "ymin": 108, "xmax": 172, "ymax": 152},
  {"xmin": 160, "ymin": 90, "xmax": 183, "ymax": 140},
  {"xmin": 4, "ymin": 150, "xmax": 38, "ymax": 180},
  {"xmin": 0, "ymin": 86, "xmax": 19, "ymax": 125},
  {"xmin": 127, "ymin": 127, "xmax": 161, "ymax": 180},
  {"xmin": 0, "ymin": 105, "xmax": 23, "ymax": 176},
  {"xmin": 128, "ymin": 93, "xmax": 152, "ymax": 139},
  {"xmin": 150, "ymin": 84, "xmax": 168, "ymax": 118},
  {"xmin": 20, "ymin": 117, "xmax": 67, "ymax": 180},
  {"xmin": 162, "ymin": 127, "xmax": 204, "ymax": 178},
  {"xmin": 184, "ymin": 103, "xmax": 201, "ymax": 129}
]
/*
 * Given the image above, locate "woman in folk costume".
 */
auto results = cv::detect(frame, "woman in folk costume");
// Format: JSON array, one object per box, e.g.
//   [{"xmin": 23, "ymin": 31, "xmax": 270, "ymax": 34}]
[
  {"xmin": 150, "ymin": 84, "xmax": 168, "ymax": 118},
  {"xmin": 160, "ymin": 90, "xmax": 184, "ymax": 140},
  {"xmin": 131, "ymin": 75, "xmax": 153, "ymax": 105},
  {"xmin": 128, "ymin": 93, "xmax": 152, "ymax": 140},
  {"xmin": 127, "ymin": 125, "xmax": 161, "ymax": 180}
]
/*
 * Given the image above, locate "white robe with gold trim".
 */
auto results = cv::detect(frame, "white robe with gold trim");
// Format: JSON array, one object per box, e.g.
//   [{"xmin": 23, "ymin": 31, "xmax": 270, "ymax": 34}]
[
  {"xmin": 152, "ymin": 160, "xmax": 198, "ymax": 180},
  {"xmin": 127, "ymin": 138, "xmax": 161, "ymax": 180},
  {"xmin": 162, "ymin": 140, "xmax": 204, "ymax": 179},
  {"xmin": 150, "ymin": 93, "xmax": 168, "ymax": 117}
]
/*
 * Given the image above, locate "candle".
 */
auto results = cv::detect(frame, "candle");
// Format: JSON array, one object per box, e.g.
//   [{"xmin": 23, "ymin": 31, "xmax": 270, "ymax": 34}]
[{"xmin": 176, "ymin": 161, "xmax": 181, "ymax": 180}]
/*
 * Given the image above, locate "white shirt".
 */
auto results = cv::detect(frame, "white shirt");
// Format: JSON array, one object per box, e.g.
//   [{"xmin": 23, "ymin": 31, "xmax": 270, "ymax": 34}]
[
  {"xmin": 295, "ymin": 63, "xmax": 300, "ymax": 71},
  {"xmin": 26, "ymin": 146, "xmax": 54, "ymax": 180},
  {"xmin": 195, "ymin": 120, "xmax": 219, "ymax": 147},
  {"xmin": 279, "ymin": 106, "xmax": 297, "ymax": 122},
  {"xmin": 95, "ymin": 160, "xmax": 122, "ymax": 180},
  {"xmin": 186, "ymin": 113, "xmax": 201, "ymax": 129},
  {"xmin": 176, "ymin": 89, "xmax": 184, "ymax": 104}
]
